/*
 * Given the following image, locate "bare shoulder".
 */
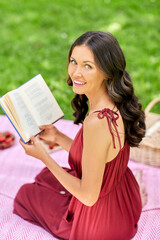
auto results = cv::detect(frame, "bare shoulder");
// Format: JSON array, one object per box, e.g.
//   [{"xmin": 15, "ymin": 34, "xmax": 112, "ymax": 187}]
[
  {"xmin": 83, "ymin": 111, "xmax": 125, "ymax": 163},
  {"xmin": 84, "ymin": 113, "xmax": 111, "ymax": 133},
  {"xmin": 83, "ymin": 113, "xmax": 112, "ymax": 149}
]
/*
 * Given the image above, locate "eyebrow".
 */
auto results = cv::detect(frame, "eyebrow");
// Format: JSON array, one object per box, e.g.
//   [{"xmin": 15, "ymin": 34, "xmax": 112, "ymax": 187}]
[{"xmin": 70, "ymin": 56, "xmax": 95, "ymax": 65}]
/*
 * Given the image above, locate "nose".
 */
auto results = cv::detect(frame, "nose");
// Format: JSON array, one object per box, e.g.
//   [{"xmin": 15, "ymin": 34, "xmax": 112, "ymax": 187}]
[{"xmin": 73, "ymin": 66, "xmax": 82, "ymax": 77}]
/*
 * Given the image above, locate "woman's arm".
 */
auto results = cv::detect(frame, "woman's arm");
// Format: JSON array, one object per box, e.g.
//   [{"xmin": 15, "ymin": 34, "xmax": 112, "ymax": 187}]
[
  {"xmin": 55, "ymin": 130, "xmax": 73, "ymax": 152},
  {"xmin": 20, "ymin": 117, "xmax": 112, "ymax": 206},
  {"xmin": 39, "ymin": 124, "xmax": 73, "ymax": 152}
]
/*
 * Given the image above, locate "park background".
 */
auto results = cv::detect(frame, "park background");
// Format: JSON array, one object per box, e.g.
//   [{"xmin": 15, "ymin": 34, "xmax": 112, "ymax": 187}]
[{"xmin": 0, "ymin": 0, "xmax": 159, "ymax": 120}]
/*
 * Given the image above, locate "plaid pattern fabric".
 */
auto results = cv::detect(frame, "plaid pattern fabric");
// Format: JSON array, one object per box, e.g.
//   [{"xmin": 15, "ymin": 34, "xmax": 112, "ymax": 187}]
[{"xmin": 0, "ymin": 115, "xmax": 160, "ymax": 240}]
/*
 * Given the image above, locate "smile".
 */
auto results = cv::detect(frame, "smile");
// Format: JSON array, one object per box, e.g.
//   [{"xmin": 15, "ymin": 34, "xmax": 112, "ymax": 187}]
[{"xmin": 73, "ymin": 80, "xmax": 86, "ymax": 86}]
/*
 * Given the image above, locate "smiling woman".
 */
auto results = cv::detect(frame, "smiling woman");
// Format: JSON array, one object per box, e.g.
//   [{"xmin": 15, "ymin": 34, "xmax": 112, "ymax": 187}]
[
  {"xmin": 68, "ymin": 45, "xmax": 106, "ymax": 98},
  {"xmin": 13, "ymin": 31, "xmax": 146, "ymax": 240}
]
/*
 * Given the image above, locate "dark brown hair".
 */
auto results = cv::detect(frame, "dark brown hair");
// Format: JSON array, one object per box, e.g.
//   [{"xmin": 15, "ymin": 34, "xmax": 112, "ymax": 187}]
[{"xmin": 67, "ymin": 31, "xmax": 146, "ymax": 147}]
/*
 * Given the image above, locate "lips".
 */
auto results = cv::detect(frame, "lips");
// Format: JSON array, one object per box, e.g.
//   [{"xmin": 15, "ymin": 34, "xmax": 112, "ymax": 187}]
[{"xmin": 73, "ymin": 80, "xmax": 86, "ymax": 86}]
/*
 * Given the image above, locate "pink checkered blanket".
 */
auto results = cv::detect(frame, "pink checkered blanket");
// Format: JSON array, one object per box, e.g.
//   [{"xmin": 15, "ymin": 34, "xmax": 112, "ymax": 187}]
[{"xmin": 0, "ymin": 115, "xmax": 160, "ymax": 240}]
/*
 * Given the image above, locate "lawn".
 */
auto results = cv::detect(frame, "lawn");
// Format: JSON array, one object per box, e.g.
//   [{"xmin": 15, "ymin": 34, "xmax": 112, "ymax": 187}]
[{"xmin": 0, "ymin": 0, "xmax": 160, "ymax": 119}]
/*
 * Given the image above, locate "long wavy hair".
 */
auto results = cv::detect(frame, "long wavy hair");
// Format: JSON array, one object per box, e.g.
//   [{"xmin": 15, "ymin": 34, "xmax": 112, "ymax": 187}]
[{"xmin": 67, "ymin": 31, "xmax": 146, "ymax": 147}]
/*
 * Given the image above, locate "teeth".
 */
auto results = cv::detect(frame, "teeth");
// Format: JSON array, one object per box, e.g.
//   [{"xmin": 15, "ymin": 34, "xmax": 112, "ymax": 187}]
[{"xmin": 74, "ymin": 80, "xmax": 86, "ymax": 85}]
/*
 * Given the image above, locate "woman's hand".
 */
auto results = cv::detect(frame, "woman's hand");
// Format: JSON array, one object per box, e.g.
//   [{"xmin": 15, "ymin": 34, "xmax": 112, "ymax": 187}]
[
  {"xmin": 19, "ymin": 135, "xmax": 48, "ymax": 162},
  {"xmin": 39, "ymin": 124, "xmax": 73, "ymax": 152},
  {"xmin": 38, "ymin": 124, "xmax": 59, "ymax": 145}
]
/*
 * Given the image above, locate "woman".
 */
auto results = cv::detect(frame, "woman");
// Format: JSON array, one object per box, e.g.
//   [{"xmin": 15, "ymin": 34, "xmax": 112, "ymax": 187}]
[{"xmin": 14, "ymin": 31, "xmax": 146, "ymax": 240}]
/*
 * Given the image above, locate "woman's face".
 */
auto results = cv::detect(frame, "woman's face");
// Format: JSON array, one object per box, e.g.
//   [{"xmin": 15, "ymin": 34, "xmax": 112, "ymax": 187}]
[{"xmin": 68, "ymin": 45, "xmax": 106, "ymax": 96}]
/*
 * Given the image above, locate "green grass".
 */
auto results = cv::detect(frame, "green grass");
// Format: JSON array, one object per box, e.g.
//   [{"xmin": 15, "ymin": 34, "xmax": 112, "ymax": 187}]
[{"xmin": 0, "ymin": 0, "xmax": 160, "ymax": 119}]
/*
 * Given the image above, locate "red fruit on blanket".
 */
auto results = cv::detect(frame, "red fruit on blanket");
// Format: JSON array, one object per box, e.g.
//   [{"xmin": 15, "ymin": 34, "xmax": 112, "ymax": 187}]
[
  {"xmin": 0, "ymin": 131, "xmax": 15, "ymax": 149},
  {"xmin": 5, "ymin": 137, "xmax": 13, "ymax": 144},
  {"xmin": 1, "ymin": 142, "xmax": 8, "ymax": 148},
  {"xmin": 5, "ymin": 131, "xmax": 11, "ymax": 138},
  {"xmin": 0, "ymin": 136, "xmax": 6, "ymax": 142},
  {"xmin": 49, "ymin": 143, "xmax": 59, "ymax": 150},
  {"xmin": 49, "ymin": 145, "xmax": 54, "ymax": 149}
]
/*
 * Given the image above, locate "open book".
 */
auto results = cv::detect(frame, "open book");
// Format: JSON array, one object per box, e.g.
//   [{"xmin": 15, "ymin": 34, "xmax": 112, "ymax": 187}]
[{"xmin": 0, "ymin": 74, "xmax": 64, "ymax": 143}]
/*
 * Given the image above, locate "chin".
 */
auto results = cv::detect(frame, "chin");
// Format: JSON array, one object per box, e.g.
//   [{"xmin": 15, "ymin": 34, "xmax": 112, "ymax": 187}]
[{"xmin": 72, "ymin": 87, "xmax": 85, "ymax": 95}]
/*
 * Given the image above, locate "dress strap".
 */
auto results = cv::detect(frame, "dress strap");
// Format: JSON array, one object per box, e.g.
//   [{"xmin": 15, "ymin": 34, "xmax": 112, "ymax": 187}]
[{"xmin": 94, "ymin": 108, "xmax": 122, "ymax": 149}]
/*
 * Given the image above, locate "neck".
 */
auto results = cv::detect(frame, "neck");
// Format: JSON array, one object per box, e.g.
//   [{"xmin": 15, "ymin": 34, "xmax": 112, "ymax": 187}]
[{"xmin": 87, "ymin": 92, "xmax": 115, "ymax": 114}]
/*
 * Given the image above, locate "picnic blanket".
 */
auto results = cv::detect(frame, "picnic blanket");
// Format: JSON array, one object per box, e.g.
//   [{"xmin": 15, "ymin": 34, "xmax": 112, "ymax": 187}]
[{"xmin": 0, "ymin": 115, "xmax": 160, "ymax": 240}]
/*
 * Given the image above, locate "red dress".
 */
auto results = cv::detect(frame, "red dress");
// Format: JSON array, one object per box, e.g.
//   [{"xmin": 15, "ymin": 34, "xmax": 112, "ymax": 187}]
[{"xmin": 13, "ymin": 109, "xmax": 142, "ymax": 240}]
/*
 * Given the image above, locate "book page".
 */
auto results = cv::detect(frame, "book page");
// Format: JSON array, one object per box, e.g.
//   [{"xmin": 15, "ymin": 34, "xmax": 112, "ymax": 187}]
[
  {"xmin": 19, "ymin": 74, "xmax": 64, "ymax": 126},
  {"xmin": 0, "ymin": 96, "xmax": 28, "ymax": 142},
  {"xmin": 8, "ymin": 89, "xmax": 40, "ymax": 140},
  {"xmin": 0, "ymin": 97, "xmax": 20, "ymax": 132},
  {"xmin": 1, "ymin": 74, "xmax": 64, "ymax": 143},
  {"xmin": 2, "ymin": 93, "xmax": 24, "ymax": 132}
]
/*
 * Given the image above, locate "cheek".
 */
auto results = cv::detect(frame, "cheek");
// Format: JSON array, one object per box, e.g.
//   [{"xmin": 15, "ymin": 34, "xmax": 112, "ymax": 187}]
[
  {"xmin": 68, "ymin": 64, "xmax": 74, "ymax": 77},
  {"xmin": 97, "ymin": 71, "xmax": 106, "ymax": 83}
]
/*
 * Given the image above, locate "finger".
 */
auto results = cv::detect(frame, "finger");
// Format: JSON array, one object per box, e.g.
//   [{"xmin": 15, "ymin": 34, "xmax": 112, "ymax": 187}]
[
  {"xmin": 30, "ymin": 134, "xmax": 37, "ymax": 144},
  {"xmin": 42, "ymin": 139, "xmax": 54, "ymax": 145},
  {"xmin": 38, "ymin": 135, "xmax": 43, "ymax": 140},
  {"xmin": 19, "ymin": 139, "xmax": 28, "ymax": 150},
  {"xmin": 38, "ymin": 133, "xmax": 46, "ymax": 142},
  {"xmin": 19, "ymin": 139, "xmax": 25, "ymax": 146},
  {"xmin": 38, "ymin": 131, "xmax": 45, "ymax": 137},
  {"xmin": 39, "ymin": 124, "xmax": 52, "ymax": 130}
]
